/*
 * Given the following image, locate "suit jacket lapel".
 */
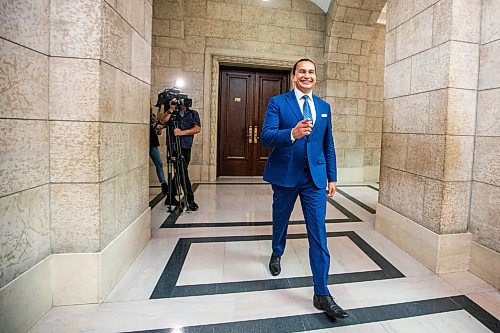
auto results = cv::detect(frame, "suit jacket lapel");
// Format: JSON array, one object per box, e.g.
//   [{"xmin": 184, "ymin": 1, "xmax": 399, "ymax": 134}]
[
  {"xmin": 284, "ymin": 90, "xmax": 303, "ymax": 123},
  {"xmin": 310, "ymin": 95, "xmax": 324, "ymax": 137}
]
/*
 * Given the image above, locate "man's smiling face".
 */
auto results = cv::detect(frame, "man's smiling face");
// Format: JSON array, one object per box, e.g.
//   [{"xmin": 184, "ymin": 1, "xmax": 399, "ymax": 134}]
[{"xmin": 292, "ymin": 60, "xmax": 316, "ymax": 94}]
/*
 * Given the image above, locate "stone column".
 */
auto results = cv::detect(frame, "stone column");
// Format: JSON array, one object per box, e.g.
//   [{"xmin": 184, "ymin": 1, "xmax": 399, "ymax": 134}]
[
  {"xmin": 1, "ymin": 0, "xmax": 152, "ymax": 330},
  {"xmin": 377, "ymin": 0, "xmax": 481, "ymax": 273},
  {"xmin": 469, "ymin": 0, "xmax": 500, "ymax": 288},
  {"xmin": 49, "ymin": 0, "xmax": 152, "ymax": 306},
  {"xmin": 0, "ymin": 1, "xmax": 51, "ymax": 332}
]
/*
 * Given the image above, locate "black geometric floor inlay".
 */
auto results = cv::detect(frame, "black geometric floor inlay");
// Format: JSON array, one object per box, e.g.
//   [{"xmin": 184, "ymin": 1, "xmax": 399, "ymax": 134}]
[
  {"xmin": 150, "ymin": 231, "xmax": 404, "ymax": 299},
  {"xmin": 338, "ymin": 184, "xmax": 379, "ymax": 191},
  {"xmin": 160, "ymin": 197, "xmax": 361, "ymax": 228},
  {"xmin": 130, "ymin": 295, "xmax": 500, "ymax": 332},
  {"xmin": 159, "ymin": 183, "xmax": 363, "ymax": 228},
  {"xmin": 150, "ymin": 183, "xmax": 379, "ymax": 212},
  {"xmin": 336, "ymin": 185, "xmax": 378, "ymax": 214},
  {"xmin": 152, "ymin": 183, "xmax": 381, "ymax": 227},
  {"xmin": 149, "ymin": 191, "xmax": 165, "ymax": 208},
  {"xmin": 143, "ymin": 182, "xmax": 500, "ymax": 333},
  {"xmin": 149, "ymin": 184, "xmax": 201, "ymax": 209}
]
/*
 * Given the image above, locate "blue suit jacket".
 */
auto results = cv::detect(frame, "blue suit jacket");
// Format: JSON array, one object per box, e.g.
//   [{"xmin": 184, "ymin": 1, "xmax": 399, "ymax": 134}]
[{"xmin": 261, "ymin": 90, "xmax": 337, "ymax": 188}]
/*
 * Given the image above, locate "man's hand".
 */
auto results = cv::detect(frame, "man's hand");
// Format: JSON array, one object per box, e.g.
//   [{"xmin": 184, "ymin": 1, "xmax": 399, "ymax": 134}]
[
  {"xmin": 327, "ymin": 182, "xmax": 336, "ymax": 197},
  {"xmin": 155, "ymin": 123, "xmax": 163, "ymax": 135},
  {"xmin": 169, "ymin": 98, "xmax": 177, "ymax": 112},
  {"xmin": 173, "ymin": 128, "xmax": 184, "ymax": 136},
  {"xmin": 292, "ymin": 119, "xmax": 313, "ymax": 139},
  {"xmin": 157, "ymin": 104, "xmax": 172, "ymax": 124}
]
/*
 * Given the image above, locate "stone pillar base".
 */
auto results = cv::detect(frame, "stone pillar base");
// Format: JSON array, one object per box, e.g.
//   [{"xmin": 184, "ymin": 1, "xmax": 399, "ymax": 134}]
[
  {"xmin": 0, "ymin": 257, "xmax": 52, "ymax": 333},
  {"xmin": 0, "ymin": 209, "xmax": 151, "ymax": 331},
  {"xmin": 375, "ymin": 203, "xmax": 471, "ymax": 274},
  {"xmin": 470, "ymin": 241, "xmax": 500, "ymax": 289}
]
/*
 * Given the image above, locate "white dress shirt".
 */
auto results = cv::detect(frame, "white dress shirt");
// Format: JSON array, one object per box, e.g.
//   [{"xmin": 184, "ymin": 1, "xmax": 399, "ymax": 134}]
[{"xmin": 291, "ymin": 87, "xmax": 317, "ymax": 141}]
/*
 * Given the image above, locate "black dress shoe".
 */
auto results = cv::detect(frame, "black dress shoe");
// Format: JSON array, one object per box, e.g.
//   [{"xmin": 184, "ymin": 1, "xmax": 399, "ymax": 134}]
[
  {"xmin": 188, "ymin": 201, "xmax": 199, "ymax": 211},
  {"xmin": 313, "ymin": 294, "xmax": 349, "ymax": 319},
  {"xmin": 165, "ymin": 197, "xmax": 180, "ymax": 206},
  {"xmin": 161, "ymin": 182, "xmax": 168, "ymax": 195},
  {"xmin": 269, "ymin": 255, "xmax": 281, "ymax": 276}
]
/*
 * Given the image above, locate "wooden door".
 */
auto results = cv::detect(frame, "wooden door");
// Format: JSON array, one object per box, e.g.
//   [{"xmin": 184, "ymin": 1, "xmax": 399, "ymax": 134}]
[{"xmin": 218, "ymin": 67, "xmax": 289, "ymax": 176}]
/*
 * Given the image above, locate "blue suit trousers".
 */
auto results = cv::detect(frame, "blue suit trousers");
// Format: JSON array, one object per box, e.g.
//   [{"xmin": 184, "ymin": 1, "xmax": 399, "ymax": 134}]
[{"xmin": 271, "ymin": 168, "xmax": 330, "ymax": 296}]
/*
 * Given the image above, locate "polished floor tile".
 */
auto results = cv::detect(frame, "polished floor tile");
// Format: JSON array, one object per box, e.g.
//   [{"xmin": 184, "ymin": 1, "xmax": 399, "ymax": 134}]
[
  {"xmin": 177, "ymin": 237, "xmax": 381, "ymax": 286},
  {"xmin": 336, "ymin": 186, "xmax": 378, "ymax": 211},
  {"xmin": 380, "ymin": 310, "xmax": 492, "ymax": 333},
  {"xmin": 439, "ymin": 271, "xmax": 497, "ymax": 295},
  {"xmin": 29, "ymin": 179, "xmax": 499, "ymax": 333},
  {"xmin": 29, "ymin": 304, "xmax": 99, "ymax": 333},
  {"xmin": 468, "ymin": 291, "xmax": 500, "ymax": 320},
  {"xmin": 175, "ymin": 184, "xmax": 347, "ymax": 224}
]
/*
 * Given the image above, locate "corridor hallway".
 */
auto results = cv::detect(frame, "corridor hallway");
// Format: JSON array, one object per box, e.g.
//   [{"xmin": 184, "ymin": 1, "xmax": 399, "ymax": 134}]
[{"xmin": 30, "ymin": 179, "xmax": 499, "ymax": 332}]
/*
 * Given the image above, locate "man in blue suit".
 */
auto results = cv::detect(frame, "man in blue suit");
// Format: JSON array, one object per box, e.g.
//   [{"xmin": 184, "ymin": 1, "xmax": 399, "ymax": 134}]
[{"xmin": 261, "ymin": 59, "xmax": 348, "ymax": 320}]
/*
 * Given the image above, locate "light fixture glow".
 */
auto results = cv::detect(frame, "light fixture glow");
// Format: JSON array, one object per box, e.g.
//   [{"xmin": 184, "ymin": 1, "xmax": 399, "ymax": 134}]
[{"xmin": 175, "ymin": 78, "xmax": 185, "ymax": 88}]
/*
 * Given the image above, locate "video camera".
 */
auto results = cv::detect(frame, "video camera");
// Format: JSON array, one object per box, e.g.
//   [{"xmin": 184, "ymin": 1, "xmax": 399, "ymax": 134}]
[{"xmin": 155, "ymin": 87, "xmax": 192, "ymax": 108}]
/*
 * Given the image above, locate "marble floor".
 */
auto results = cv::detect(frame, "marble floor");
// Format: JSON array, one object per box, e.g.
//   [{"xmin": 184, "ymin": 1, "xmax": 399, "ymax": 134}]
[{"xmin": 30, "ymin": 178, "xmax": 500, "ymax": 332}]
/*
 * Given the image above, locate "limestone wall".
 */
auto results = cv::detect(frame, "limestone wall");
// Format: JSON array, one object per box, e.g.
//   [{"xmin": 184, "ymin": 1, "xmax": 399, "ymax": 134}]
[
  {"xmin": 380, "ymin": 0, "xmax": 480, "ymax": 234},
  {"xmin": 471, "ymin": 0, "xmax": 500, "ymax": 254},
  {"xmin": 380, "ymin": 0, "xmax": 499, "ymax": 257},
  {"xmin": 325, "ymin": 0, "xmax": 386, "ymax": 182},
  {"xmin": 364, "ymin": 24, "xmax": 385, "ymax": 180},
  {"xmin": 96, "ymin": 0, "xmax": 152, "ymax": 251},
  {"xmin": 0, "ymin": 0, "xmax": 51, "ymax": 290},
  {"xmin": 48, "ymin": 0, "xmax": 151, "ymax": 253},
  {"xmin": 1, "ymin": 0, "xmax": 151, "ymax": 281},
  {"xmin": 378, "ymin": 0, "xmax": 499, "ymax": 285},
  {"xmin": 1, "ymin": 0, "xmax": 152, "ymax": 330}
]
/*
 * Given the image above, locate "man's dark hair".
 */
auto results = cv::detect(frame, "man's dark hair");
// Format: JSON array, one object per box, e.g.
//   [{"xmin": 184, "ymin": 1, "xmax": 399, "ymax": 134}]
[{"xmin": 292, "ymin": 58, "xmax": 316, "ymax": 74}]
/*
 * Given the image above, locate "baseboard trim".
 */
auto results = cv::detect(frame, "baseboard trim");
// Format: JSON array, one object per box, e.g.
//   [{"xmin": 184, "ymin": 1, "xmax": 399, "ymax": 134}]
[
  {"xmin": 469, "ymin": 241, "xmax": 500, "ymax": 289},
  {"xmin": 52, "ymin": 208, "xmax": 151, "ymax": 306},
  {"xmin": 375, "ymin": 203, "xmax": 471, "ymax": 274},
  {"xmin": 0, "ymin": 256, "xmax": 52, "ymax": 333},
  {"xmin": 0, "ymin": 209, "xmax": 151, "ymax": 331}
]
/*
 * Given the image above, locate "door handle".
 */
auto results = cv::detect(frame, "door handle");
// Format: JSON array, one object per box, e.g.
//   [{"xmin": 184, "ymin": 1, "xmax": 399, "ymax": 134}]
[
  {"xmin": 247, "ymin": 126, "xmax": 253, "ymax": 143},
  {"xmin": 253, "ymin": 126, "xmax": 259, "ymax": 143}
]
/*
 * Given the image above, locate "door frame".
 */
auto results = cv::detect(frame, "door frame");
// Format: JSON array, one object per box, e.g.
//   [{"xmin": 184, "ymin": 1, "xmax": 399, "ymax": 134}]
[
  {"xmin": 203, "ymin": 52, "xmax": 296, "ymax": 181},
  {"xmin": 216, "ymin": 66, "xmax": 290, "ymax": 177}
]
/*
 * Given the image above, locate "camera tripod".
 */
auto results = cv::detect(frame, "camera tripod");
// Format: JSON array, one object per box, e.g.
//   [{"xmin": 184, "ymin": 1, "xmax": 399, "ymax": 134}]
[{"xmin": 164, "ymin": 117, "xmax": 192, "ymax": 213}]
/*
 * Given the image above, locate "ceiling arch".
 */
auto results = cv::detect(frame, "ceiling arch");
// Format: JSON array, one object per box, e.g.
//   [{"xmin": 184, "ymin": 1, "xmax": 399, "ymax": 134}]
[
  {"xmin": 310, "ymin": 0, "xmax": 331, "ymax": 12},
  {"xmin": 311, "ymin": 0, "xmax": 387, "ymax": 25}
]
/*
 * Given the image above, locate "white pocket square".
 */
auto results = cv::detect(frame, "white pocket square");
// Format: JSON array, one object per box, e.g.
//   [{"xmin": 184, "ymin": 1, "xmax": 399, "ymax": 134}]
[{"xmin": 321, "ymin": 114, "xmax": 327, "ymax": 118}]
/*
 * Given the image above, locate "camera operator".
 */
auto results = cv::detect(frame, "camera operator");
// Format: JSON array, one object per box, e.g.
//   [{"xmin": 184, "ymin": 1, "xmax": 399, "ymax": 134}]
[{"xmin": 157, "ymin": 97, "xmax": 201, "ymax": 211}]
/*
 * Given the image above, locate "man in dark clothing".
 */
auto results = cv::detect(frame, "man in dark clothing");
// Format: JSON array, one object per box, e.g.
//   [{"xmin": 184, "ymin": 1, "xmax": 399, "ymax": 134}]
[{"xmin": 157, "ymin": 99, "xmax": 201, "ymax": 211}]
